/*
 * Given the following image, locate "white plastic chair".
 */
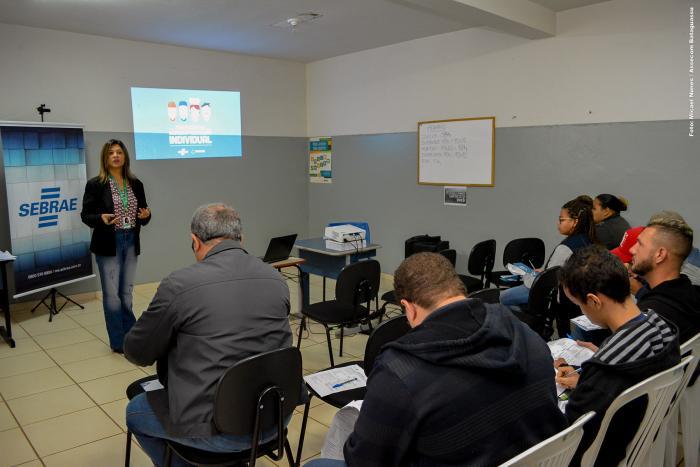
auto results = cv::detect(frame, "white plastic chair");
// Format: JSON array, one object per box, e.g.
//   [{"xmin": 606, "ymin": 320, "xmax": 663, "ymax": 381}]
[
  {"xmin": 579, "ymin": 355, "xmax": 695, "ymax": 467},
  {"xmin": 499, "ymin": 412, "xmax": 595, "ymax": 466},
  {"xmin": 661, "ymin": 332, "xmax": 700, "ymax": 467}
]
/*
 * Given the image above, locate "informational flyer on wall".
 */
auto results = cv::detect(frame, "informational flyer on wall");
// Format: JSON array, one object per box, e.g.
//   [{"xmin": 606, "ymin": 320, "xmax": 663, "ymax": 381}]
[
  {"xmin": 309, "ymin": 137, "xmax": 332, "ymax": 183},
  {"xmin": 0, "ymin": 123, "xmax": 94, "ymax": 297},
  {"xmin": 444, "ymin": 186, "xmax": 467, "ymax": 206}
]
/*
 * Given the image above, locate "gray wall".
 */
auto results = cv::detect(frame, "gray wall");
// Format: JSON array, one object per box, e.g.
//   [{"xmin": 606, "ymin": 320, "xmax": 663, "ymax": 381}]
[
  {"xmin": 308, "ymin": 120, "xmax": 700, "ymax": 275},
  {"xmin": 0, "ymin": 132, "xmax": 309, "ymax": 299}
]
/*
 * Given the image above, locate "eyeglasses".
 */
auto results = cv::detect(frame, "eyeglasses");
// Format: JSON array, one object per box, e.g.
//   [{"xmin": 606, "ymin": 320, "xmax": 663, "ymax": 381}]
[{"xmin": 558, "ymin": 218, "xmax": 574, "ymax": 223}]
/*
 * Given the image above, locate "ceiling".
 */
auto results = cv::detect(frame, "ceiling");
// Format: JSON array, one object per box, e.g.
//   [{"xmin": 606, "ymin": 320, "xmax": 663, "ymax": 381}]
[{"xmin": 0, "ymin": 0, "xmax": 611, "ymax": 62}]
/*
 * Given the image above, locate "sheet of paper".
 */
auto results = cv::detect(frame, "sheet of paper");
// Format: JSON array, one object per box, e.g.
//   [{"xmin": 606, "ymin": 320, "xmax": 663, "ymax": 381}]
[
  {"xmin": 321, "ymin": 400, "xmax": 363, "ymax": 460},
  {"xmin": 570, "ymin": 314, "xmax": 603, "ymax": 331},
  {"xmin": 304, "ymin": 364, "xmax": 367, "ymax": 398},
  {"xmin": 548, "ymin": 338, "xmax": 595, "ymax": 367},
  {"xmin": 140, "ymin": 379, "xmax": 165, "ymax": 392}
]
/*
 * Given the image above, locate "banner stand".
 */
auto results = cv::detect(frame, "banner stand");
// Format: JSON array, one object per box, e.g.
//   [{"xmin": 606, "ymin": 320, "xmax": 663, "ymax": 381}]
[{"xmin": 30, "ymin": 287, "xmax": 84, "ymax": 322}]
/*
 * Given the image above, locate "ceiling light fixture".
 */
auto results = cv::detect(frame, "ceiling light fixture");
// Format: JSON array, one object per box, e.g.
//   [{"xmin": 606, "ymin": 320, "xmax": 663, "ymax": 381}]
[{"xmin": 272, "ymin": 13, "xmax": 323, "ymax": 32}]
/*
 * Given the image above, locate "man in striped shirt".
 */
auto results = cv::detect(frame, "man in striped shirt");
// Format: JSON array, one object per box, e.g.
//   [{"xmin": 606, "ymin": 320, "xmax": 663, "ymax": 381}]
[{"xmin": 556, "ymin": 245, "xmax": 680, "ymax": 467}]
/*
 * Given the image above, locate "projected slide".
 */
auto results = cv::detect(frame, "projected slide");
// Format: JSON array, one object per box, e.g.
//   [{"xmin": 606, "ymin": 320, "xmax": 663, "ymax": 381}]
[{"xmin": 131, "ymin": 87, "xmax": 242, "ymax": 160}]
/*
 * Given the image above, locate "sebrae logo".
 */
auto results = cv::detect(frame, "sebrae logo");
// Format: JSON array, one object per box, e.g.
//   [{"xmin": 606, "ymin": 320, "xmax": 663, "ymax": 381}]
[{"xmin": 18, "ymin": 187, "xmax": 78, "ymax": 229}]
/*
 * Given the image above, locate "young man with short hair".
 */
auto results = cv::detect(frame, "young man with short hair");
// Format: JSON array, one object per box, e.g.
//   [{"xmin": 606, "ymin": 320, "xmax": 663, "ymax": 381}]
[
  {"xmin": 309, "ymin": 252, "xmax": 567, "ymax": 467},
  {"xmin": 557, "ymin": 245, "xmax": 680, "ymax": 467},
  {"xmin": 631, "ymin": 211, "xmax": 700, "ymax": 343}
]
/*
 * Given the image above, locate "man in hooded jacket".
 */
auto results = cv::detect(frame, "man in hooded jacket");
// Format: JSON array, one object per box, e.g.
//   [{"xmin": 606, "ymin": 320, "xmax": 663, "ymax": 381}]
[{"xmin": 310, "ymin": 252, "xmax": 567, "ymax": 467}]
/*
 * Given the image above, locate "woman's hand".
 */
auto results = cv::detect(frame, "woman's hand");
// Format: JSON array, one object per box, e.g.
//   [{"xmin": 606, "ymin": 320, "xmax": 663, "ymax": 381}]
[
  {"xmin": 138, "ymin": 207, "xmax": 151, "ymax": 219},
  {"xmin": 553, "ymin": 358, "xmax": 568, "ymax": 369},
  {"xmin": 101, "ymin": 214, "xmax": 116, "ymax": 225}
]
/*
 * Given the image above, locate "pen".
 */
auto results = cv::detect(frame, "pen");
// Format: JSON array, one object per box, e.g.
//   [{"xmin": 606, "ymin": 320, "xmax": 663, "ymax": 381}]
[{"xmin": 332, "ymin": 377, "xmax": 358, "ymax": 389}]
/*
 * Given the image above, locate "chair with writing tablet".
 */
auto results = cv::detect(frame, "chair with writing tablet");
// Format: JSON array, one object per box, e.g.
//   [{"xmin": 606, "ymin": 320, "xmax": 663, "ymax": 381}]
[
  {"xmin": 512, "ymin": 266, "xmax": 560, "ymax": 341},
  {"xmin": 499, "ymin": 412, "xmax": 595, "ymax": 467},
  {"xmin": 459, "ymin": 239, "xmax": 497, "ymax": 293},
  {"xmin": 489, "ymin": 238, "xmax": 545, "ymax": 288},
  {"xmin": 296, "ymin": 316, "xmax": 411, "ymax": 463}
]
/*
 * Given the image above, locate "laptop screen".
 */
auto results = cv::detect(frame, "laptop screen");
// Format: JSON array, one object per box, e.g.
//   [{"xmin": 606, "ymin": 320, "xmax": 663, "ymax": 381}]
[{"xmin": 262, "ymin": 234, "xmax": 297, "ymax": 263}]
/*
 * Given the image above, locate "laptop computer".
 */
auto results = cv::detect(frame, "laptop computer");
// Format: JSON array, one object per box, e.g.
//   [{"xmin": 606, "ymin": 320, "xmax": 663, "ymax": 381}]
[{"xmin": 261, "ymin": 234, "xmax": 297, "ymax": 263}]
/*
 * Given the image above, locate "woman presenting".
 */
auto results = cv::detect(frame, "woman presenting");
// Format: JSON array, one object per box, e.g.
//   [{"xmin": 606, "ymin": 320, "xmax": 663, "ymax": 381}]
[{"xmin": 81, "ymin": 139, "xmax": 151, "ymax": 353}]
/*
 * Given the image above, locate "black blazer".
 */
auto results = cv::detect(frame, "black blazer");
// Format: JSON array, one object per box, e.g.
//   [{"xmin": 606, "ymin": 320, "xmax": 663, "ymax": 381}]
[{"xmin": 81, "ymin": 176, "xmax": 151, "ymax": 256}]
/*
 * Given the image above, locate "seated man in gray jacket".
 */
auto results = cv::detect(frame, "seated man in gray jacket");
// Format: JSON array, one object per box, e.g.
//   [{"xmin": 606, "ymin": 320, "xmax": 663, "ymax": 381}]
[{"xmin": 124, "ymin": 203, "xmax": 292, "ymax": 466}]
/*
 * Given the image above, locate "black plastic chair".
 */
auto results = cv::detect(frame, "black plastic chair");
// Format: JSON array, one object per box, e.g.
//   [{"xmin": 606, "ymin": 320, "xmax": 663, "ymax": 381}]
[
  {"xmin": 489, "ymin": 238, "xmax": 546, "ymax": 288},
  {"xmin": 296, "ymin": 316, "xmax": 411, "ymax": 460},
  {"xmin": 163, "ymin": 348, "xmax": 303, "ymax": 467},
  {"xmin": 468, "ymin": 287, "xmax": 501, "ymax": 304},
  {"xmin": 379, "ymin": 249, "xmax": 456, "ymax": 316},
  {"xmin": 512, "ymin": 267, "xmax": 561, "ymax": 340},
  {"xmin": 296, "ymin": 260, "xmax": 381, "ymax": 367},
  {"xmin": 459, "ymin": 239, "xmax": 497, "ymax": 293}
]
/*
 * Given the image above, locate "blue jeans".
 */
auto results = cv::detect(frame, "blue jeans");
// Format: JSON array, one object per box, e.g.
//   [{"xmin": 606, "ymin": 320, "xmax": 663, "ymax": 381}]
[
  {"xmin": 126, "ymin": 393, "xmax": 291, "ymax": 467},
  {"xmin": 499, "ymin": 284, "xmax": 530, "ymax": 308},
  {"xmin": 95, "ymin": 229, "xmax": 137, "ymax": 351},
  {"xmin": 304, "ymin": 460, "xmax": 347, "ymax": 467}
]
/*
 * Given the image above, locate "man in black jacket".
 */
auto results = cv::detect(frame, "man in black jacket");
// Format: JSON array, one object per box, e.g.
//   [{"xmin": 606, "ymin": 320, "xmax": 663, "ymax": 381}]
[
  {"xmin": 309, "ymin": 252, "xmax": 567, "ymax": 467},
  {"xmin": 630, "ymin": 211, "xmax": 700, "ymax": 343},
  {"xmin": 124, "ymin": 203, "xmax": 292, "ymax": 466},
  {"xmin": 556, "ymin": 246, "xmax": 680, "ymax": 467}
]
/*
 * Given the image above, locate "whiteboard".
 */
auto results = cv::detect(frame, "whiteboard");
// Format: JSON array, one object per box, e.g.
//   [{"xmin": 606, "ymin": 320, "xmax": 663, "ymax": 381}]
[{"xmin": 418, "ymin": 117, "xmax": 495, "ymax": 186}]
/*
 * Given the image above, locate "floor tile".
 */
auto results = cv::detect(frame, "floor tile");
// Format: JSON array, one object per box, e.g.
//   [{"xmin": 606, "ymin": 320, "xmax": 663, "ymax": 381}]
[
  {"xmin": 33, "ymin": 327, "xmax": 96, "ymax": 350},
  {"xmin": 69, "ymin": 310, "xmax": 106, "ymax": 327},
  {"xmin": 42, "ymin": 433, "xmax": 153, "ymax": 467},
  {"xmin": 23, "ymin": 406, "xmax": 121, "ymax": 456},
  {"xmin": 300, "ymin": 343, "xmax": 357, "ymax": 373},
  {"xmin": 308, "ymin": 402, "xmax": 339, "ymax": 427},
  {"xmin": 62, "ymin": 299, "xmax": 102, "ymax": 316},
  {"xmin": 14, "ymin": 460, "xmax": 43, "ymax": 467},
  {"xmin": 0, "ymin": 338, "xmax": 42, "ymax": 360},
  {"xmin": 0, "ymin": 351, "xmax": 55, "ymax": 378},
  {"xmin": 50, "ymin": 339, "xmax": 113, "ymax": 365},
  {"xmin": 0, "ymin": 367, "xmax": 73, "ymax": 400},
  {"xmin": 0, "ymin": 401, "xmax": 18, "ymax": 431},
  {"xmin": 5, "ymin": 323, "xmax": 29, "ymax": 339},
  {"xmin": 100, "ymin": 398, "xmax": 128, "ymax": 431},
  {"xmin": 16, "ymin": 313, "xmax": 80, "ymax": 337},
  {"xmin": 83, "ymin": 324, "xmax": 110, "ymax": 344},
  {"xmin": 61, "ymin": 354, "xmax": 137, "ymax": 383},
  {"xmin": 0, "ymin": 428, "xmax": 37, "ymax": 466},
  {"xmin": 286, "ymin": 411, "xmax": 328, "ymax": 462},
  {"xmin": 7, "ymin": 384, "xmax": 95, "ymax": 426},
  {"xmin": 79, "ymin": 369, "xmax": 145, "ymax": 404}
]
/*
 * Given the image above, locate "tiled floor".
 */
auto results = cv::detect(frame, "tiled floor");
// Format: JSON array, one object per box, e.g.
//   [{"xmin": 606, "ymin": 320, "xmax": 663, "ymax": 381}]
[{"xmin": 0, "ymin": 273, "xmax": 397, "ymax": 466}]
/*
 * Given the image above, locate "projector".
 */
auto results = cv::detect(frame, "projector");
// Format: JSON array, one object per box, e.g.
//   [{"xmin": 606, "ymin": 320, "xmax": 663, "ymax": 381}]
[{"xmin": 324, "ymin": 224, "xmax": 366, "ymax": 243}]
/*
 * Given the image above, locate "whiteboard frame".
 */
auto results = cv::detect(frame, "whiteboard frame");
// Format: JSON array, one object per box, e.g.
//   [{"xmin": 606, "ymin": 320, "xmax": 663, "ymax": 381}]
[{"xmin": 417, "ymin": 116, "xmax": 495, "ymax": 187}]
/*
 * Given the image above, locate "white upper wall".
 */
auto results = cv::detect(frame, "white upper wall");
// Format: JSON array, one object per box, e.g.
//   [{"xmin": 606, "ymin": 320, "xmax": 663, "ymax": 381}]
[
  {"xmin": 0, "ymin": 24, "xmax": 307, "ymax": 136},
  {"xmin": 307, "ymin": 0, "xmax": 689, "ymax": 136}
]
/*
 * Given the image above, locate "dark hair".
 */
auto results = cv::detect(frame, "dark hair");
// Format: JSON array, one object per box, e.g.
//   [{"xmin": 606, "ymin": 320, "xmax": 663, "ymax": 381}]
[
  {"xmin": 394, "ymin": 252, "xmax": 466, "ymax": 309},
  {"xmin": 574, "ymin": 195, "xmax": 594, "ymax": 207},
  {"xmin": 98, "ymin": 139, "xmax": 136, "ymax": 184},
  {"xmin": 647, "ymin": 210, "xmax": 694, "ymax": 260},
  {"xmin": 559, "ymin": 245, "xmax": 630, "ymax": 304},
  {"xmin": 562, "ymin": 198, "xmax": 597, "ymax": 243},
  {"xmin": 596, "ymin": 194, "xmax": 628, "ymax": 214}
]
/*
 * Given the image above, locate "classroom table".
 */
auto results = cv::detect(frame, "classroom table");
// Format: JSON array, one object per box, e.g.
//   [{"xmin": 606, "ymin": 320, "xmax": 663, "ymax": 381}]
[{"xmin": 294, "ymin": 237, "xmax": 381, "ymax": 307}]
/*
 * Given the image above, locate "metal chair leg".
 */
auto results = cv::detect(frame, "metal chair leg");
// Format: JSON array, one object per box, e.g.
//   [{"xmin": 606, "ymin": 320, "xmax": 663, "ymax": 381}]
[
  {"xmin": 284, "ymin": 438, "xmax": 295, "ymax": 467},
  {"xmin": 124, "ymin": 430, "xmax": 132, "ymax": 467},
  {"xmin": 296, "ymin": 397, "xmax": 312, "ymax": 467},
  {"xmin": 324, "ymin": 326, "xmax": 335, "ymax": 367},
  {"xmin": 339, "ymin": 326, "xmax": 344, "ymax": 357},
  {"xmin": 296, "ymin": 317, "xmax": 306, "ymax": 348}
]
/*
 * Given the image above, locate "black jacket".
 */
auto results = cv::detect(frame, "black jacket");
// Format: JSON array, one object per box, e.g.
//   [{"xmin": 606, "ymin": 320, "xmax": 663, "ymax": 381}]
[
  {"xmin": 124, "ymin": 241, "xmax": 292, "ymax": 437},
  {"xmin": 343, "ymin": 299, "xmax": 567, "ymax": 467},
  {"xmin": 80, "ymin": 176, "xmax": 150, "ymax": 256},
  {"xmin": 595, "ymin": 214, "xmax": 631, "ymax": 250},
  {"xmin": 565, "ymin": 315, "xmax": 680, "ymax": 467},
  {"xmin": 637, "ymin": 275, "xmax": 700, "ymax": 344}
]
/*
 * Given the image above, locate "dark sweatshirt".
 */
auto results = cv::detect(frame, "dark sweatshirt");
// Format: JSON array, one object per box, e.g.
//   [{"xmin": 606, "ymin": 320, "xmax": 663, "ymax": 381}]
[
  {"xmin": 595, "ymin": 214, "xmax": 631, "ymax": 250},
  {"xmin": 343, "ymin": 299, "xmax": 567, "ymax": 467},
  {"xmin": 565, "ymin": 312, "xmax": 680, "ymax": 467},
  {"xmin": 637, "ymin": 275, "xmax": 700, "ymax": 344}
]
